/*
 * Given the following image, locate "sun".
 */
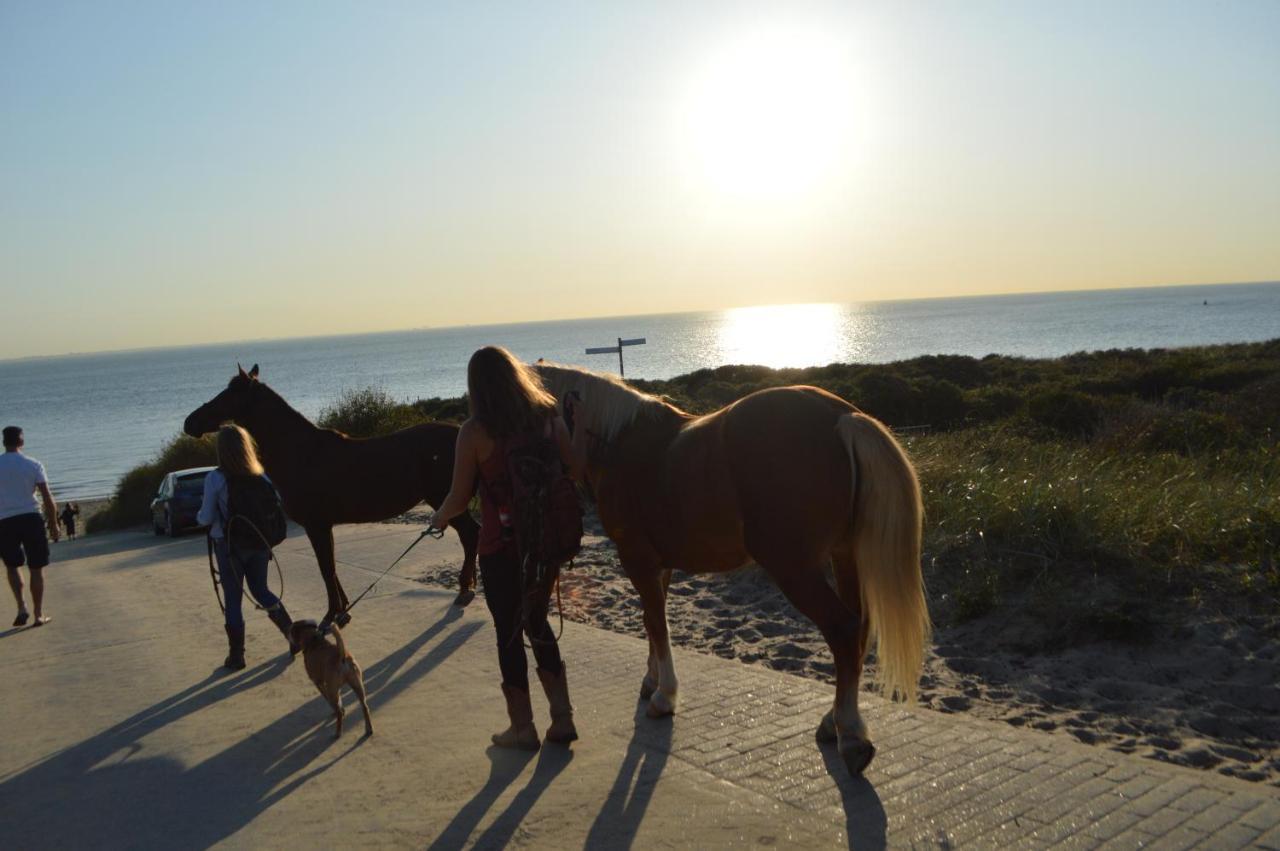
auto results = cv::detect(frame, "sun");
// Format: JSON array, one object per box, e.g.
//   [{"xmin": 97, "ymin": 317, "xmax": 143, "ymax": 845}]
[{"xmin": 675, "ymin": 24, "xmax": 861, "ymax": 204}]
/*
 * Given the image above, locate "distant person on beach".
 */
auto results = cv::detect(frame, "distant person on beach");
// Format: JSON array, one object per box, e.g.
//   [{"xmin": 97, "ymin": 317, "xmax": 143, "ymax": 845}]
[
  {"xmin": 429, "ymin": 346, "xmax": 586, "ymax": 750},
  {"xmin": 59, "ymin": 502, "xmax": 79, "ymax": 540},
  {"xmin": 197, "ymin": 425, "xmax": 295, "ymax": 670},
  {"xmin": 0, "ymin": 426, "xmax": 59, "ymax": 627}
]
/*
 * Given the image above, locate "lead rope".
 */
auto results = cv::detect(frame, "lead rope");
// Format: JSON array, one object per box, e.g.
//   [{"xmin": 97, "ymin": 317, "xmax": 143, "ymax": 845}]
[
  {"xmin": 322, "ymin": 526, "xmax": 445, "ymax": 628},
  {"xmin": 208, "ymin": 515, "xmax": 286, "ymax": 613}
]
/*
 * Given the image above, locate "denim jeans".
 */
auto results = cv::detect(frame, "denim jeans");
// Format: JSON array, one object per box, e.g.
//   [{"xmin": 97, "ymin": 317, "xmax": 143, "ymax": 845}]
[{"xmin": 213, "ymin": 537, "xmax": 280, "ymax": 627}]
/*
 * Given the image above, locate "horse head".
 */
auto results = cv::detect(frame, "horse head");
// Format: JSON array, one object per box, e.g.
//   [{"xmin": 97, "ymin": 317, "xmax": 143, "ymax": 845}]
[{"xmin": 183, "ymin": 363, "xmax": 262, "ymax": 436}]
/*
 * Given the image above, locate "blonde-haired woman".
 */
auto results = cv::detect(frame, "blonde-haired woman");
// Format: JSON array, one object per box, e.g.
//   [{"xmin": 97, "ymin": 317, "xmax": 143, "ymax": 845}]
[
  {"xmin": 197, "ymin": 425, "xmax": 294, "ymax": 670},
  {"xmin": 430, "ymin": 346, "xmax": 586, "ymax": 749}
]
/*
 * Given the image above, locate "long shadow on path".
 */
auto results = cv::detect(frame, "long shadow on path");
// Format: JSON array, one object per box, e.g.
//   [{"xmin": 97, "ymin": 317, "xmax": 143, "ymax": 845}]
[
  {"xmin": 0, "ymin": 604, "xmax": 479, "ymax": 850},
  {"xmin": 427, "ymin": 744, "xmax": 575, "ymax": 850},
  {"xmin": 820, "ymin": 743, "xmax": 887, "ymax": 850},
  {"xmin": 583, "ymin": 704, "xmax": 673, "ymax": 850}
]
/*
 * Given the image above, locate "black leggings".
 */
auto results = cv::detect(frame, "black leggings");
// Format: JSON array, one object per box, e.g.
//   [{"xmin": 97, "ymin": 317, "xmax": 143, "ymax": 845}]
[{"xmin": 480, "ymin": 546, "xmax": 562, "ymax": 691}]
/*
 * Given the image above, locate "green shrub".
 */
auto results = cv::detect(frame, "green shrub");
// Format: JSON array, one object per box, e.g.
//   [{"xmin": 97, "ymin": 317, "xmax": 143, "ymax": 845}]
[
  {"xmin": 318, "ymin": 387, "xmax": 428, "ymax": 438},
  {"xmin": 1027, "ymin": 388, "xmax": 1101, "ymax": 437}
]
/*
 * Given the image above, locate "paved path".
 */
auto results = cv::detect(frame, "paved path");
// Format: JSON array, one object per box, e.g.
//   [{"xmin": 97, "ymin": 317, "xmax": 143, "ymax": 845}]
[{"xmin": 1, "ymin": 524, "xmax": 1277, "ymax": 849}]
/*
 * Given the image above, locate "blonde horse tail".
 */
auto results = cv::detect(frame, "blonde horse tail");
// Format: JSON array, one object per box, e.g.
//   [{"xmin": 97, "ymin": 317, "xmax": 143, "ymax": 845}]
[{"xmin": 835, "ymin": 412, "xmax": 930, "ymax": 703}]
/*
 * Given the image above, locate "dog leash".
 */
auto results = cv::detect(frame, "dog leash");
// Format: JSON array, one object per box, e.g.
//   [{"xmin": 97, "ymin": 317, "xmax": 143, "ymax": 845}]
[{"xmin": 322, "ymin": 525, "xmax": 445, "ymax": 629}]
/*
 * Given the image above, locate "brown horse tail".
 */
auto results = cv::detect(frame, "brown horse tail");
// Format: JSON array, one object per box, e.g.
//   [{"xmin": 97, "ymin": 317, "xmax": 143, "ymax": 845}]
[{"xmin": 836, "ymin": 412, "xmax": 930, "ymax": 703}]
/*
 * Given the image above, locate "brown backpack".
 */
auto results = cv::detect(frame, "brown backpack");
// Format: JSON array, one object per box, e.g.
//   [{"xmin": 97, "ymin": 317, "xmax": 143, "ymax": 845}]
[{"xmin": 503, "ymin": 423, "xmax": 583, "ymax": 570}]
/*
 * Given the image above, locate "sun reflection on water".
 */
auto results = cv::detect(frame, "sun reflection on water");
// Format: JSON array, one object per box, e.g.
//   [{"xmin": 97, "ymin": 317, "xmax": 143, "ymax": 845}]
[{"xmin": 714, "ymin": 303, "xmax": 855, "ymax": 369}]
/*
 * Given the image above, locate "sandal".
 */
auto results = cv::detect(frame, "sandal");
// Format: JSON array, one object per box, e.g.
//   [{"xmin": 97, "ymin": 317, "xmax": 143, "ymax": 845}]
[
  {"xmin": 13, "ymin": 611, "xmax": 29, "ymax": 627},
  {"xmin": 32, "ymin": 616, "xmax": 51, "ymax": 627}
]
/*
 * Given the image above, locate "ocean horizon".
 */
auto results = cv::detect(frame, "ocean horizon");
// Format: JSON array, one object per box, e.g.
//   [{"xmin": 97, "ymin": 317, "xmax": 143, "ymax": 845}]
[{"xmin": 3, "ymin": 281, "xmax": 1278, "ymax": 500}]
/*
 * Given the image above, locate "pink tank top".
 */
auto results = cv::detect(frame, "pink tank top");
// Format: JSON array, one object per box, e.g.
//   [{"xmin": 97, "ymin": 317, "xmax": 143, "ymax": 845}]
[{"xmin": 476, "ymin": 441, "xmax": 513, "ymax": 556}]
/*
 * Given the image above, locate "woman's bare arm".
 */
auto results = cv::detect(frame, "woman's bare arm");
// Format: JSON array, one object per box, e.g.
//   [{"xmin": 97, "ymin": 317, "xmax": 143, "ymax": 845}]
[{"xmin": 431, "ymin": 421, "xmax": 480, "ymax": 528}]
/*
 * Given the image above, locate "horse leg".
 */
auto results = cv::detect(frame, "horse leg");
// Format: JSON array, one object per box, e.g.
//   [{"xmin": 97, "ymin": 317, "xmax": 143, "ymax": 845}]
[
  {"xmin": 306, "ymin": 525, "xmax": 350, "ymax": 626},
  {"xmin": 632, "ymin": 568, "xmax": 678, "ymax": 717},
  {"xmin": 639, "ymin": 570, "xmax": 673, "ymax": 701},
  {"xmin": 451, "ymin": 511, "xmax": 480, "ymax": 605},
  {"xmin": 764, "ymin": 556, "xmax": 874, "ymax": 775}
]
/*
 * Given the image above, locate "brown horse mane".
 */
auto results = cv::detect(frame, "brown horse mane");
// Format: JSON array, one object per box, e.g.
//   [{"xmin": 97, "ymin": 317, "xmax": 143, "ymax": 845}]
[
  {"xmin": 241, "ymin": 375, "xmax": 320, "ymax": 435},
  {"xmin": 534, "ymin": 361, "xmax": 687, "ymax": 444}
]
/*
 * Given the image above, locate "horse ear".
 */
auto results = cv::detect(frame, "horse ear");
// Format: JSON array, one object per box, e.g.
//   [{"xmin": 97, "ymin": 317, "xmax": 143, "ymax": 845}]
[
  {"xmin": 237, "ymin": 363, "xmax": 246, "ymax": 378},
  {"xmin": 248, "ymin": 364, "xmax": 259, "ymax": 379}
]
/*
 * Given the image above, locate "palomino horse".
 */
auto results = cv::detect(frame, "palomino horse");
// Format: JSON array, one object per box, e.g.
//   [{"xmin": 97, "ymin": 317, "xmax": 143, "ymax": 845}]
[
  {"xmin": 183, "ymin": 365, "xmax": 480, "ymax": 624},
  {"xmin": 535, "ymin": 363, "xmax": 929, "ymax": 775}
]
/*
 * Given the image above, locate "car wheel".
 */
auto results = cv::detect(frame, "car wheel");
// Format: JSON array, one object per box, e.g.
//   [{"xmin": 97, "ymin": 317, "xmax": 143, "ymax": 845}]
[{"xmin": 166, "ymin": 512, "xmax": 178, "ymax": 538}]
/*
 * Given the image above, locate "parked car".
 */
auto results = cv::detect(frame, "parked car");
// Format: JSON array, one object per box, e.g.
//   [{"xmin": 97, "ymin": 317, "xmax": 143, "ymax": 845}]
[{"xmin": 151, "ymin": 467, "xmax": 215, "ymax": 537}]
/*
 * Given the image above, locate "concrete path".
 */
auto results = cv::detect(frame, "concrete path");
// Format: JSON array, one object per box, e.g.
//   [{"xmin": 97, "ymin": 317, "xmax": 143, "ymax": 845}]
[{"xmin": 1, "ymin": 524, "xmax": 1277, "ymax": 849}]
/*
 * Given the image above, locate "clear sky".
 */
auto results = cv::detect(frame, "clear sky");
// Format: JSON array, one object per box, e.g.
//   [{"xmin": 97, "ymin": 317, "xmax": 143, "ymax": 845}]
[{"xmin": 2, "ymin": 1, "xmax": 1278, "ymax": 359}]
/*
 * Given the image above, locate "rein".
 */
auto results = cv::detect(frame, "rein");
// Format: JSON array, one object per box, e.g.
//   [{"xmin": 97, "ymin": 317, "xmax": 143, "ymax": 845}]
[{"xmin": 321, "ymin": 525, "xmax": 446, "ymax": 628}]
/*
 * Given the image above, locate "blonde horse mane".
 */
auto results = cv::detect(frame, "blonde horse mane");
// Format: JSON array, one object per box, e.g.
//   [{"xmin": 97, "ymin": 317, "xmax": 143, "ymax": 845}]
[{"xmin": 533, "ymin": 361, "xmax": 683, "ymax": 443}]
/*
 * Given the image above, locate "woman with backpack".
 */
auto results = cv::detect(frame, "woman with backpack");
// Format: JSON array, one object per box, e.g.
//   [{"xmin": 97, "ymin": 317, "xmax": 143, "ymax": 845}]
[
  {"xmin": 197, "ymin": 424, "xmax": 295, "ymax": 670},
  {"xmin": 429, "ymin": 346, "xmax": 586, "ymax": 750}
]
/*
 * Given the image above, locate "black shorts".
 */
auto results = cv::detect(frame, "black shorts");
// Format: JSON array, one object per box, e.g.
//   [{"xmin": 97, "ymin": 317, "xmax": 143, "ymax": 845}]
[{"xmin": 0, "ymin": 513, "xmax": 50, "ymax": 570}]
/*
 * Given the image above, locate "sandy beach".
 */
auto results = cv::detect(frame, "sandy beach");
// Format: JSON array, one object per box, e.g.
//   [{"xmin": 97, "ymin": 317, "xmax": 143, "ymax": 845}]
[{"xmin": 394, "ymin": 508, "xmax": 1280, "ymax": 789}]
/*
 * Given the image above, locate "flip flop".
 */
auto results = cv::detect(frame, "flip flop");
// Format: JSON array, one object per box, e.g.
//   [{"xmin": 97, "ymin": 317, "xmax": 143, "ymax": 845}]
[
  {"xmin": 13, "ymin": 612, "xmax": 29, "ymax": 627},
  {"xmin": 32, "ymin": 616, "xmax": 51, "ymax": 627}
]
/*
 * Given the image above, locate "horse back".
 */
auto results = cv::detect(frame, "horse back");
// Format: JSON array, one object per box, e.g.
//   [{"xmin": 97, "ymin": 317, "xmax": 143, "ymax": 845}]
[
  {"xmin": 645, "ymin": 386, "xmax": 855, "ymax": 570},
  {"xmin": 276, "ymin": 422, "xmax": 461, "ymax": 525}
]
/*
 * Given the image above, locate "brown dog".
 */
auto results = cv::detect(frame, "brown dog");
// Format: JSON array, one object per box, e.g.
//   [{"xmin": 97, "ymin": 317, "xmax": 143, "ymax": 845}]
[{"xmin": 288, "ymin": 620, "xmax": 374, "ymax": 738}]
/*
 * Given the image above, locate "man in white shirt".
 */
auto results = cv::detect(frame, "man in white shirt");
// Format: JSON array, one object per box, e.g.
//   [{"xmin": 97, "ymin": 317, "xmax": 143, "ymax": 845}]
[{"xmin": 0, "ymin": 426, "xmax": 60, "ymax": 627}]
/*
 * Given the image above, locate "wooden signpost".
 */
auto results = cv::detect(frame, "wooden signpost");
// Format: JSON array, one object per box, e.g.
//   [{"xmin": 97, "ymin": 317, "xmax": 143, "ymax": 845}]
[{"xmin": 585, "ymin": 337, "xmax": 646, "ymax": 377}]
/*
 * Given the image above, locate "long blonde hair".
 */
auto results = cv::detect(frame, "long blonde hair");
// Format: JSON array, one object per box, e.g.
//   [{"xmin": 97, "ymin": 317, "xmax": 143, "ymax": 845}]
[
  {"xmin": 216, "ymin": 424, "xmax": 264, "ymax": 476},
  {"xmin": 467, "ymin": 346, "xmax": 556, "ymax": 438}
]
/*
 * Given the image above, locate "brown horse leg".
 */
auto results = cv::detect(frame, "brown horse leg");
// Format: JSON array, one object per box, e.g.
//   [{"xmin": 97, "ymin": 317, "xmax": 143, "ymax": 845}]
[
  {"xmin": 306, "ymin": 525, "xmax": 350, "ymax": 626},
  {"xmin": 450, "ymin": 511, "xmax": 480, "ymax": 606},
  {"xmin": 765, "ymin": 557, "xmax": 873, "ymax": 775},
  {"xmin": 639, "ymin": 569, "xmax": 674, "ymax": 701},
  {"xmin": 632, "ymin": 568, "xmax": 678, "ymax": 717}
]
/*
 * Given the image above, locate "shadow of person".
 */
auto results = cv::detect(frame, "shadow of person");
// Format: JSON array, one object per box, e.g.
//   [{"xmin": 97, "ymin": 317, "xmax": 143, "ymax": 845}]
[
  {"xmin": 0, "ymin": 603, "xmax": 478, "ymax": 850},
  {"xmin": 819, "ymin": 741, "xmax": 888, "ymax": 850},
  {"xmin": 425, "ymin": 743, "xmax": 575, "ymax": 850},
  {"xmin": 583, "ymin": 704, "xmax": 673, "ymax": 850}
]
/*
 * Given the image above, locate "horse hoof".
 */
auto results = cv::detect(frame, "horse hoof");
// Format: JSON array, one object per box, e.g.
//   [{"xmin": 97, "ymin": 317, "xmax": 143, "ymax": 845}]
[
  {"xmin": 453, "ymin": 588, "xmax": 475, "ymax": 607},
  {"xmin": 646, "ymin": 690, "xmax": 675, "ymax": 718},
  {"xmin": 333, "ymin": 611, "xmax": 352, "ymax": 628},
  {"xmin": 639, "ymin": 678, "xmax": 657, "ymax": 701},
  {"xmin": 840, "ymin": 739, "xmax": 876, "ymax": 775},
  {"xmin": 816, "ymin": 710, "xmax": 837, "ymax": 743}
]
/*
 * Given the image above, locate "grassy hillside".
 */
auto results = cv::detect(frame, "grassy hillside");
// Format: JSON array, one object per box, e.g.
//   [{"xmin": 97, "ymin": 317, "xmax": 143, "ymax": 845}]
[{"xmin": 89, "ymin": 340, "xmax": 1279, "ymax": 636}]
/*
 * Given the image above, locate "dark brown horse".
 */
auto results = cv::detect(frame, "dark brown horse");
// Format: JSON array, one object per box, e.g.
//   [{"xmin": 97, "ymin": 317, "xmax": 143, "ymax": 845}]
[
  {"xmin": 183, "ymin": 365, "xmax": 479, "ymax": 624},
  {"xmin": 535, "ymin": 362, "xmax": 929, "ymax": 776}
]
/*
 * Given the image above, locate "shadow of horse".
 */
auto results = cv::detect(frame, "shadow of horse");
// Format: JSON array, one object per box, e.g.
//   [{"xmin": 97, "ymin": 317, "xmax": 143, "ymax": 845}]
[
  {"xmin": 820, "ymin": 741, "xmax": 888, "ymax": 850},
  {"xmin": 583, "ymin": 705, "xmax": 673, "ymax": 850},
  {"xmin": 0, "ymin": 605, "xmax": 479, "ymax": 850}
]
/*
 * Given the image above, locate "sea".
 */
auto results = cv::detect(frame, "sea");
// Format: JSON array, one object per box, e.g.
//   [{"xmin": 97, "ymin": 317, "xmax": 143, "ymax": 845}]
[{"xmin": 2, "ymin": 281, "xmax": 1277, "ymax": 501}]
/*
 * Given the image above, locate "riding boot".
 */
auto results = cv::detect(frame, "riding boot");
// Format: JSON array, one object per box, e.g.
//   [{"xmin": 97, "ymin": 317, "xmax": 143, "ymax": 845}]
[
  {"xmin": 491, "ymin": 685, "xmax": 540, "ymax": 751},
  {"xmin": 537, "ymin": 664, "xmax": 579, "ymax": 744},
  {"xmin": 223, "ymin": 624, "xmax": 246, "ymax": 670},
  {"xmin": 266, "ymin": 605, "xmax": 298, "ymax": 656}
]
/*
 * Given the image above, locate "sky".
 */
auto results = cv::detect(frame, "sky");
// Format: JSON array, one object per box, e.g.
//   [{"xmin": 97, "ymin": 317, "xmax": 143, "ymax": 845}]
[{"xmin": 2, "ymin": 0, "xmax": 1278, "ymax": 359}]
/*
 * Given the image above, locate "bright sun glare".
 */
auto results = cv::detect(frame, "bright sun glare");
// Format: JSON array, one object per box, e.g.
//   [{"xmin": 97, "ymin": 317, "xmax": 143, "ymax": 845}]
[{"xmin": 676, "ymin": 25, "xmax": 860, "ymax": 204}]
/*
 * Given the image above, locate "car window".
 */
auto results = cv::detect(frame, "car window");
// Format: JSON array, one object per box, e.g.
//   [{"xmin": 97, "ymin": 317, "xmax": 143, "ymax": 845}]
[
  {"xmin": 175, "ymin": 474, "xmax": 207, "ymax": 496},
  {"xmin": 159, "ymin": 476, "xmax": 172, "ymax": 498}
]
